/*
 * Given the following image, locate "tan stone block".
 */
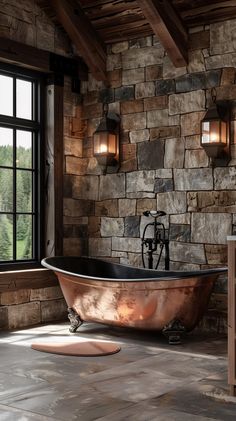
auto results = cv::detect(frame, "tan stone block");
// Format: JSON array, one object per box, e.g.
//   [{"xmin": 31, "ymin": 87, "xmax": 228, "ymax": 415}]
[
  {"xmin": 119, "ymin": 199, "xmax": 136, "ymax": 217},
  {"xmin": 41, "ymin": 299, "xmax": 67, "ymax": 323},
  {"xmin": 184, "ymin": 149, "xmax": 209, "ymax": 168},
  {"xmin": 107, "ymin": 69, "xmax": 122, "ymax": 88},
  {"xmin": 1, "ymin": 290, "xmax": 30, "ymax": 306},
  {"xmin": 122, "ymin": 46, "xmax": 164, "ymax": 70},
  {"xmin": 30, "ymin": 287, "xmax": 63, "ymax": 302},
  {"xmin": 119, "ymin": 158, "xmax": 137, "ymax": 173},
  {"xmin": 185, "ymin": 135, "xmax": 201, "ymax": 149},
  {"xmin": 8, "ymin": 302, "xmax": 41, "ymax": 329},
  {"xmin": 88, "ymin": 216, "xmax": 101, "ymax": 237},
  {"xmin": 107, "ymin": 53, "xmax": 122, "ymax": 71},
  {"xmin": 205, "ymin": 245, "xmax": 227, "ymax": 265},
  {"xmin": 89, "ymin": 238, "xmax": 111, "ymax": 256},
  {"xmin": 215, "ymin": 85, "xmax": 236, "ymax": 101},
  {"xmin": 147, "ymin": 109, "xmax": 179, "ymax": 128},
  {"xmin": 95, "ymin": 200, "xmax": 119, "ymax": 217},
  {"xmin": 135, "ymin": 82, "xmax": 155, "ymax": 99},
  {"xmin": 145, "ymin": 65, "xmax": 162, "ymax": 81},
  {"xmin": 129, "ymin": 129, "xmax": 149, "ymax": 143},
  {"xmin": 122, "ymin": 112, "xmax": 146, "ymax": 130},
  {"xmin": 181, "ymin": 111, "xmax": 205, "ymax": 136},
  {"xmin": 220, "ymin": 68, "xmax": 235, "ymax": 86},
  {"xmin": 137, "ymin": 198, "xmax": 156, "ymax": 215},
  {"xmin": 101, "ymin": 217, "xmax": 124, "ymax": 237},
  {"xmin": 63, "ymin": 238, "xmax": 87, "ymax": 256},
  {"xmin": 65, "ymin": 156, "xmax": 88, "ymax": 175},
  {"xmin": 87, "ymin": 118, "xmax": 100, "ymax": 137},
  {"xmin": 150, "ymin": 126, "xmax": 180, "ymax": 140},
  {"xmin": 121, "ymin": 144, "xmax": 136, "ymax": 161},
  {"xmin": 120, "ymin": 100, "xmax": 144, "ymax": 114},
  {"xmin": 83, "ymin": 91, "xmax": 99, "ymax": 106},
  {"xmin": 122, "ymin": 68, "xmax": 145, "ymax": 85},
  {"xmin": 144, "ymin": 96, "xmax": 167, "ymax": 111},
  {"xmin": 169, "ymin": 91, "xmax": 205, "ymax": 115},
  {"xmin": 64, "ymin": 137, "xmax": 83, "ymax": 157},
  {"xmin": 188, "ymin": 30, "xmax": 210, "ymax": 51},
  {"xmin": 82, "ymin": 103, "xmax": 103, "ymax": 119},
  {"xmin": 187, "ymin": 50, "xmax": 205, "ymax": 73},
  {"xmin": 112, "ymin": 41, "xmax": 129, "ymax": 54}
]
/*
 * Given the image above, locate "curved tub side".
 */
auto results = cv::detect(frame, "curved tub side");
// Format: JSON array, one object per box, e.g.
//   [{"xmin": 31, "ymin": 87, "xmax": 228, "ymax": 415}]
[{"xmin": 56, "ymin": 271, "xmax": 218, "ymax": 331}]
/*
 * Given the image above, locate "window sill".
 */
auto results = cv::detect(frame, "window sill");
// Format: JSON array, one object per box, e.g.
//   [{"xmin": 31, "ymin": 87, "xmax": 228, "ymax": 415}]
[{"xmin": 0, "ymin": 266, "xmax": 58, "ymax": 292}]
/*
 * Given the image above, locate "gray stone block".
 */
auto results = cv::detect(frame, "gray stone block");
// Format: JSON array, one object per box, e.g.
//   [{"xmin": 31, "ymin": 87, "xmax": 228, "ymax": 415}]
[
  {"xmin": 164, "ymin": 137, "xmax": 185, "ymax": 168},
  {"xmin": 170, "ymin": 241, "xmax": 206, "ymax": 263},
  {"xmin": 72, "ymin": 176, "xmax": 99, "ymax": 201},
  {"xmin": 156, "ymin": 191, "xmax": 187, "ymax": 214},
  {"xmin": 89, "ymin": 238, "xmax": 112, "ymax": 256},
  {"xmin": 101, "ymin": 217, "xmax": 124, "ymax": 237},
  {"xmin": 156, "ymin": 79, "xmax": 175, "ymax": 95},
  {"xmin": 115, "ymin": 86, "xmax": 134, "ymax": 102},
  {"xmin": 174, "ymin": 169, "xmax": 213, "ymax": 190},
  {"xmin": 99, "ymin": 88, "xmax": 114, "ymax": 103},
  {"xmin": 169, "ymin": 224, "xmax": 191, "ymax": 242},
  {"xmin": 191, "ymin": 212, "xmax": 232, "ymax": 244},
  {"xmin": 214, "ymin": 167, "xmax": 236, "ymax": 190},
  {"xmin": 176, "ymin": 70, "xmax": 221, "ymax": 93},
  {"xmin": 112, "ymin": 237, "xmax": 141, "ymax": 253},
  {"xmin": 169, "ymin": 90, "xmax": 205, "ymax": 115},
  {"xmin": 138, "ymin": 140, "xmax": 164, "ymax": 170},
  {"xmin": 126, "ymin": 170, "xmax": 155, "ymax": 193},
  {"xmin": 100, "ymin": 174, "xmax": 125, "ymax": 200},
  {"xmin": 154, "ymin": 178, "xmax": 173, "ymax": 193},
  {"xmin": 124, "ymin": 216, "xmax": 140, "ymax": 237}
]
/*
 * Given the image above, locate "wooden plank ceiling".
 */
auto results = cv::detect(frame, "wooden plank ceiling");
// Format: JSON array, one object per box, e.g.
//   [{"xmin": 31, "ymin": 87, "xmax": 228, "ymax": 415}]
[{"xmin": 37, "ymin": 0, "xmax": 236, "ymax": 80}]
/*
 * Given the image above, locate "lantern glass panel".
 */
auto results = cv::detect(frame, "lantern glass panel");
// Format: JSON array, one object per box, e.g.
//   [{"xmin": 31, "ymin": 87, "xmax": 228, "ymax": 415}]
[
  {"xmin": 221, "ymin": 120, "xmax": 227, "ymax": 144},
  {"xmin": 94, "ymin": 131, "xmax": 108, "ymax": 155},
  {"xmin": 108, "ymin": 133, "xmax": 116, "ymax": 155}
]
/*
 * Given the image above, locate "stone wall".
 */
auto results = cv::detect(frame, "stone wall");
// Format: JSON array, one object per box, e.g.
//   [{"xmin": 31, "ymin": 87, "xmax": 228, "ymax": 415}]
[{"xmin": 64, "ymin": 21, "xmax": 236, "ymax": 333}]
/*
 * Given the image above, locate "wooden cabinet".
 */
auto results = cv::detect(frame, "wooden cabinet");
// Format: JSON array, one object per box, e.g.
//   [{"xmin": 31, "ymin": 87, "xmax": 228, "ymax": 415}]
[{"xmin": 228, "ymin": 236, "xmax": 236, "ymax": 396}]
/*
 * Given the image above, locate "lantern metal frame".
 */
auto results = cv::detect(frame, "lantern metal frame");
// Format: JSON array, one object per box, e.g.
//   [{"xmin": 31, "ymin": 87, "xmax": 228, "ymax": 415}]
[
  {"xmin": 200, "ymin": 91, "xmax": 231, "ymax": 164},
  {"xmin": 93, "ymin": 103, "xmax": 120, "ymax": 171}
]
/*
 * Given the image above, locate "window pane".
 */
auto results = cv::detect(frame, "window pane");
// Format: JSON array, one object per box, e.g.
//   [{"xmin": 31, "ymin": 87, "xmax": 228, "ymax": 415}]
[
  {"xmin": 16, "ymin": 170, "xmax": 32, "ymax": 212},
  {"xmin": 0, "ymin": 127, "xmax": 13, "ymax": 166},
  {"xmin": 16, "ymin": 79, "xmax": 32, "ymax": 120},
  {"xmin": 17, "ymin": 214, "xmax": 32, "ymax": 260},
  {"xmin": 0, "ymin": 75, "xmax": 13, "ymax": 116},
  {"xmin": 16, "ymin": 130, "xmax": 32, "ymax": 168},
  {"xmin": 0, "ymin": 168, "xmax": 13, "ymax": 211},
  {"xmin": 0, "ymin": 214, "xmax": 13, "ymax": 261}
]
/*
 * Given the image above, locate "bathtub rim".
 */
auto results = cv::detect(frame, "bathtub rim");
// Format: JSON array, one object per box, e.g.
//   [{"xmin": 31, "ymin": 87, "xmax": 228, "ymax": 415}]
[{"xmin": 41, "ymin": 256, "xmax": 227, "ymax": 283}]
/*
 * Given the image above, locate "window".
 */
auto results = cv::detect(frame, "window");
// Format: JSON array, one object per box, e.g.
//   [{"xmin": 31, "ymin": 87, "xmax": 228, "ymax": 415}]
[{"xmin": 0, "ymin": 64, "xmax": 43, "ymax": 266}]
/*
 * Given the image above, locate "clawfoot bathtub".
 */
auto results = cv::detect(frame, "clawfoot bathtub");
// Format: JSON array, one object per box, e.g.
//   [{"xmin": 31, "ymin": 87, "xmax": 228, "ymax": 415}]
[{"xmin": 41, "ymin": 256, "xmax": 227, "ymax": 344}]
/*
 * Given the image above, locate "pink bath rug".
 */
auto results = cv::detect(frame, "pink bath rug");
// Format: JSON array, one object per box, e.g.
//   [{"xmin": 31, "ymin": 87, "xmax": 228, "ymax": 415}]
[{"xmin": 31, "ymin": 340, "xmax": 121, "ymax": 356}]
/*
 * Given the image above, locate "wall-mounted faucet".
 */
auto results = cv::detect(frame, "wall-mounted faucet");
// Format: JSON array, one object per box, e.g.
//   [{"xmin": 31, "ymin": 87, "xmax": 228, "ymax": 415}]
[{"xmin": 141, "ymin": 210, "xmax": 169, "ymax": 270}]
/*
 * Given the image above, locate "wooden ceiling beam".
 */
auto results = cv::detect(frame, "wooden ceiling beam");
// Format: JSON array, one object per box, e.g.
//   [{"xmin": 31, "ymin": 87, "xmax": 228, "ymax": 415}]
[
  {"xmin": 50, "ymin": 0, "xmax": 107, "ymax": 81},
  {"xmin": 137, "ymin": 0, "xmax": 188, "ymax": 67}
]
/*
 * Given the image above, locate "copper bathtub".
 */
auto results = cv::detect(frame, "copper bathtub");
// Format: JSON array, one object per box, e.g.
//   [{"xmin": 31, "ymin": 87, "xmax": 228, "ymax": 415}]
[{"xmin": 42, "ymin": 256, "xmax": 227, "ymax": 342}]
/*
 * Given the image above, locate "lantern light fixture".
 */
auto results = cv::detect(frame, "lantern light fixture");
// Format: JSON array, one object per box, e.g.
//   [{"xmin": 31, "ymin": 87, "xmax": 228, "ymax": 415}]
[
  {"xmin": 200, "ymin": 89, "xmax": 231, "ymax": 164},
  {"xmin": 93, "ymin": 103, "xmax": 120, "ymax": 173}
]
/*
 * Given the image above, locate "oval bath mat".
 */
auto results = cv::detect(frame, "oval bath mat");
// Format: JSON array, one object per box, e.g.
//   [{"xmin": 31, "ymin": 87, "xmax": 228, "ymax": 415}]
[{"xmin": 31, "ymin": 341, "xmax": 121, "ymax": 357}]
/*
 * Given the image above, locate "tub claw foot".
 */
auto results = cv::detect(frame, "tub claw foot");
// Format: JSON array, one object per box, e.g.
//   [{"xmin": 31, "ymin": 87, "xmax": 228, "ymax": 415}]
[
  {"xmin": 68, "ymin": 308, "xmax": 83, "ymax": 333},
  {"xmin": 162, "ymin": 319, "xmax": 186, "ymax": 345}
]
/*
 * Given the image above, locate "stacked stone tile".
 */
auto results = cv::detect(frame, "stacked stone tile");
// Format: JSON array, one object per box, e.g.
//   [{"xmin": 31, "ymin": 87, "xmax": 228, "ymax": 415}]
[{"xmin": 64, "ymin": 21, "xmax": 236, "ymax": 332}]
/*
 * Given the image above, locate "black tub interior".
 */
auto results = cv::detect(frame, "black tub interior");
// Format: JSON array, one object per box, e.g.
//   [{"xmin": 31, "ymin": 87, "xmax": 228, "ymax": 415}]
[{"xmin": 42, "ymin": 256, "xmax": 227, "ymax": 280}]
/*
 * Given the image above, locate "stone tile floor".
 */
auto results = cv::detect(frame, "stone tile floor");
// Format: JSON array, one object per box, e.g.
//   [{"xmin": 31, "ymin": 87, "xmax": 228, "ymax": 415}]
[{"xmin": 0, "ymin": 322, "xmax": 236, "ymax": 420}]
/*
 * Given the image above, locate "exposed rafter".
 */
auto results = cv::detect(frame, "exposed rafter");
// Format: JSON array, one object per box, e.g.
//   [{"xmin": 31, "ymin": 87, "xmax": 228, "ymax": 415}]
[
  {"xmin": 50, "ymin": 0, "xmax": 107, "ymax": 81},
  {"xmin": 137, "ymin": 0, "xmax": 188, "ymax": 67}
]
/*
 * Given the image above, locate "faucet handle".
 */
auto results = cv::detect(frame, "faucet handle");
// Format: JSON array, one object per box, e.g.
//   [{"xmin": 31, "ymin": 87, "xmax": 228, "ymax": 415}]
[{"xmin": 143, "ymin": 210, "xmax": 166, "ymax": 217}]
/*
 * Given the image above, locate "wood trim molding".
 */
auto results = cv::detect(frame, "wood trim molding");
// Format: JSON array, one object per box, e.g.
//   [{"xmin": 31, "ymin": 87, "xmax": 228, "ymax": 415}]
[
  {"xmin": 137, "ymin": 0, "xmax": 188, "ymax": 67},
  {"xmin": 50, "ymin": 0, "xmax": 107, "ymax": 81}
]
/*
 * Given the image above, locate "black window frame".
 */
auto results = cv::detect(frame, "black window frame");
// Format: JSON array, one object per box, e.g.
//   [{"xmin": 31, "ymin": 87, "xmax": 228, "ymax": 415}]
[{"xmin": 0, "ymin": 62, "xmax": 45, "ymax": 271}]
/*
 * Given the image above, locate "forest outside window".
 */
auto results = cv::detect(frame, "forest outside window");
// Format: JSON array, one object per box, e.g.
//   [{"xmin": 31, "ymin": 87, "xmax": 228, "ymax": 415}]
[{"xmin": 0, "ymin": 65, "xmax": 43, "ymax": 266}]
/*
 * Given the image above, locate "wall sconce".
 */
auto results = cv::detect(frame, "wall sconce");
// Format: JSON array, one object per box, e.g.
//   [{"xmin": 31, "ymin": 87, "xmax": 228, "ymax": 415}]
[
  {"xmin": 201, "ymin": 90, "xmax": 230, "ymax": 164},
  {"xmin": 93, "ymin": 103, "xmax": 120, "ymax": 172}
]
